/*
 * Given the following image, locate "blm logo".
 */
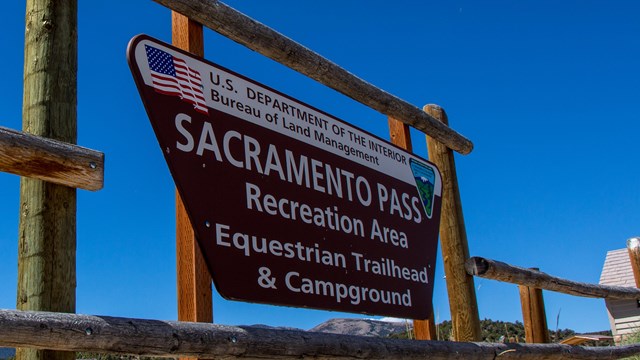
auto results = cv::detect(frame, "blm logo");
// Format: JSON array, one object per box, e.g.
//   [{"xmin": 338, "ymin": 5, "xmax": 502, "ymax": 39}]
[{"xmin": 409, "ymin": 159, "xmax": 436, "ymax": 219}]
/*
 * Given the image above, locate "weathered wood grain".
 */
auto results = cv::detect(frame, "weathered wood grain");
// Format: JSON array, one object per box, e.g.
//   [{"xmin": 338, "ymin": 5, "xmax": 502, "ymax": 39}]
[
  {"xmin": 18, "ymin": 2, "xmax": 78, "ymax": 360},
  {"xmin": 0, "ymin": 126, "xmax": 103, "ymax": 191},
  {"xmin": 1, "ymin": 309, "xmax": 639, "ymax": 360},
  {"xmin": 466, "ymin": 256, "xmax": 640, "ymax": 300},
  {"xmin": 518, "ymin": 274, "xmax": 551, "ymax": 343},
  {"xmin": 425, "ymin": 105, "xmax": 482, "ymax": 342},
  {"xmin": 151, "ymin": 0, "xmax": 473, "ymax": 154}
]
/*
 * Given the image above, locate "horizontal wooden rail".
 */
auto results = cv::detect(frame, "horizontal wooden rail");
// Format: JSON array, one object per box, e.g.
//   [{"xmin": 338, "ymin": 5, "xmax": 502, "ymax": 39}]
[
  {"xmin": 466, "ymin": 256, "xmax": 640, "ymax": 300},
  {"xmin": 0, "ymin": 126, "xmax": 104, "ymax": 191},
  {"xmin": 1, "ymin": 309, "xmax": 639, "ymax": 360},
  {"xmin": 152, "ymin": 0, "xmax": 473, "ymax": 155}
]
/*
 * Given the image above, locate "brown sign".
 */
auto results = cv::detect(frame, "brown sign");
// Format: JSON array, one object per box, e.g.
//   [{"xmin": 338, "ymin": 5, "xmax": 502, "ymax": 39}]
[{"xmin": 127, "ymin": 35, "xmax": 442, "ymax": 319}]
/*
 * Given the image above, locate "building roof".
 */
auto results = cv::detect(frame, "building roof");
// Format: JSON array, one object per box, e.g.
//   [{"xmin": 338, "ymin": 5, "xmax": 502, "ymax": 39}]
[
  {"xmin": 560, "ymin": 334, "xmax": 613, "ymax": 346},
  {"xmin": 600, "ymin": 248, "xmax": 636, "ymax": 287}
]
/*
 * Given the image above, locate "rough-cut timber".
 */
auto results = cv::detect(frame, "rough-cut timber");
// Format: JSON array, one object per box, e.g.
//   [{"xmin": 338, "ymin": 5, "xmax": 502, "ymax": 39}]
[
  {"xmin": 152, "ymin": 0, "xmax": 473, "ymax": 155},
  {"xmin": 18, "ymin": 2, "xmax": 78, "ymax": 360},
  {"xmin": 466, "ymin": 257, "xmax": 640, "ymax": 300},
  {"xmin": 519, "ymin": 274, "xmax": 550, "ymax": 343},
  {"xmin": 0, "ymin": 126, "xmax": 103, "ymax": 191},
  {"xmin": 1, "ymin": 309, "xmax": 640, "ymax": 360},
  {"xmin": 425, "ymin": 105, "xmax": 481, "ymax": 342}
]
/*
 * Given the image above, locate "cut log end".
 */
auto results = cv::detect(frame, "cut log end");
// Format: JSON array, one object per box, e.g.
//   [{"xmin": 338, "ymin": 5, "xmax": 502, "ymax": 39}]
[{"xmin": 465, "ymin": 257, "xmax": 490, "ymax": 276}]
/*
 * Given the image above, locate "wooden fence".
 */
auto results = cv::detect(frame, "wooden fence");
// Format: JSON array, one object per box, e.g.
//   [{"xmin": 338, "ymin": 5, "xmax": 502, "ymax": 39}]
[
  {"xmin": 466, "ymin": 254, "xmax": 640, "ymax": 346},
  {"xmin": 1, "ymin": 308, "xmax": 640, "ymax": 360}
]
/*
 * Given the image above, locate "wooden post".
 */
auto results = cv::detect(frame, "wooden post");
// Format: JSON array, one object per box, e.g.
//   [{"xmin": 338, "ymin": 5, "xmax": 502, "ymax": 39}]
[
  {"xmin": 627, "ymin": 237, "xmax": 640, "ymax": 288},
  {"xmin": 627, "ymin": 237, "xmax": 640, "ymax": 344},
  {"xmin": 172, "ymin": 7, "xmax": 213, "ymax": 342},
  {"xmin": 387, "ymin": 117, "xmax": 436, "ymax": 340},
  {"xmin": 424, "ymin": 104, "xmax": 481, "ymax": 341},
  {"xmin": 518, "ymin": 268, "xmax": 550, "ymax": 343},
  {"xmin": 17, "ymin": 1, "xmax": 77, "ymax": 360}
]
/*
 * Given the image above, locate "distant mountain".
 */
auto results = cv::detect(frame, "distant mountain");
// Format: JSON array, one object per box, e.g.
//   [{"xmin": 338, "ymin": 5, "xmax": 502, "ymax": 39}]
[
  {"xmin": 309, "ymin": 318, "xmax": 612, "ymax": 345},
  {"xmin": 309, "ymin": 318, "xmax": 409, "ymax": 337},
  {"xmin": 249, "ymin": 324, "xmax": 304, "ymax": 332},
  {"xmin": 0, "ymin": 348, "xmax": 15, "ymax": 359}
]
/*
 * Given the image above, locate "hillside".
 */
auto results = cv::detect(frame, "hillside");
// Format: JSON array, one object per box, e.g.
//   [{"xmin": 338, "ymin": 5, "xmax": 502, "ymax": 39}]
[
  {"xmin": 393, "ymin": 319, "xmax": 612, "ymax": 345},
  {"xmin": 309, "ymin": 318, "xmax": 410, "ymax": 337},
  {"xmin": 250, "ymin": 324, "xmax": 304, "ymax": 331},
  {"xmin": 310, "ymin": 318, "xmax": 612, "ymax": 345}
]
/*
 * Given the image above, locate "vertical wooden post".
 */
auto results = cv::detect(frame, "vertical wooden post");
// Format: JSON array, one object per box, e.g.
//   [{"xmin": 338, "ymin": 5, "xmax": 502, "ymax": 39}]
[
  {"xmin": 627, "ymin": 237, "xmax": 640, "ymax": 288},
  {"xmin": 172, "ymin": 9, "xmax": 213, "ymax": 338},
  {"xmin": 17, "ymin": 2, "xmax": 77, "ymax": 360},
  {"xmin": 424, "ymin": 104, "xmax": 481, "ymax": 342},
  {"xmin": 518, "ymin": 268, "xmax": 550, "ymax": 343},
  {"xmin": 387, "ymin": 117, "xmax": 437, "ymax": 340},
  {"xmin": 627, "ymin": 237, "xmax": 640, "ymax": 345}
]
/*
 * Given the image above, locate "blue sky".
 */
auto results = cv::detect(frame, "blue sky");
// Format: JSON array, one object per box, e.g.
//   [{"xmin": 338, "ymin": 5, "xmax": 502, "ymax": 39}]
[{"xmin": 1, "ymin": 1, "xmax": 639, "ymax": 334}]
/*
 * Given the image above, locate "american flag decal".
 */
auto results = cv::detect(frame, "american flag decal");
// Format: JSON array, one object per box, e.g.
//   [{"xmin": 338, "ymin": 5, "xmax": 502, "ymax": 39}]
[{"xmin": 144, "ymin": 45, "xmax": 208, "ymax": 115}]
